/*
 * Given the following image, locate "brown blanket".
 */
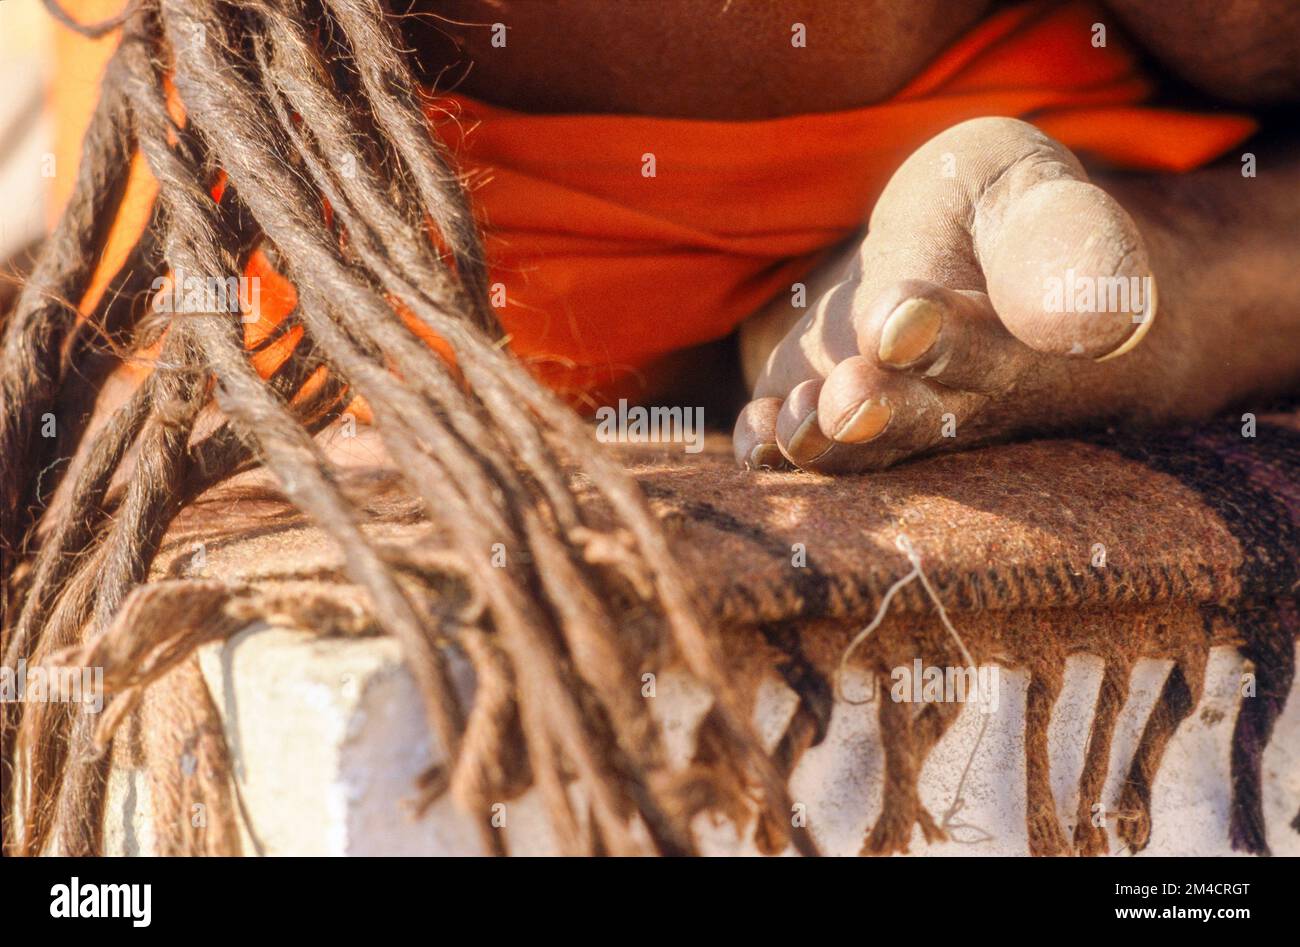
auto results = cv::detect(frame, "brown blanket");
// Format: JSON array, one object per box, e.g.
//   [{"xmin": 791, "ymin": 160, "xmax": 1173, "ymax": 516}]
[{"xmin": 82, "ymin": 410, "xmax": 1300, "ymax": 856}]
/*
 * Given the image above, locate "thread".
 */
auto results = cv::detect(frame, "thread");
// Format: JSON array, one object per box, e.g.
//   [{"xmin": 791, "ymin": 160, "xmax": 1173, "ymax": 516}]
[
  {"xmin": 837, "ymin": 533, "xmax": 992, "ymax": 847},
  {"xmin": 837, "ymin": 533, "xmax": 975, "ymax": 704}
]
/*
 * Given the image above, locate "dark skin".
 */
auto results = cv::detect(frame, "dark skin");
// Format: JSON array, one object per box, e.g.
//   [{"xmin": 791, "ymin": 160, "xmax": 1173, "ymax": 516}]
[
  {"xmin": 403, "ymin": 0, "xmax": 991, "ymax": 119},
  {"xmin": 391, "ymin": 1, "xmax": 1300, "ymax": 472}
]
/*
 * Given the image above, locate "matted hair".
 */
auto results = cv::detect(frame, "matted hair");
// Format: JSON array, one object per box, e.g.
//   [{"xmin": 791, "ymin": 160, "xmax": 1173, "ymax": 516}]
[{"xmin": 0, "ymin": 0, "xmax": 814, "ymax": 855}]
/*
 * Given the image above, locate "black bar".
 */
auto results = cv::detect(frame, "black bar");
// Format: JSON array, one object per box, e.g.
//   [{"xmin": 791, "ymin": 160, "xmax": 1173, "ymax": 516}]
[{"xmin": 1, "ymin": 853, "xmax": 1288, "ymax": 933}]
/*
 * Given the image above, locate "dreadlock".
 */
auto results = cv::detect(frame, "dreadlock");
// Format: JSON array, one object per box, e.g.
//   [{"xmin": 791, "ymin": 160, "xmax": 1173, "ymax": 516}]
[{"xmin": 1, "ymin": 0, "xmax": 817, "ymax": 856}]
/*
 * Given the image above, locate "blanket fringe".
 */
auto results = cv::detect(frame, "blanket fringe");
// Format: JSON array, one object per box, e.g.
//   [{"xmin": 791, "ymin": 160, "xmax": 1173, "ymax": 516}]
[
  {"xmin": 1074, "ymin": 657, "xmax": 1135, "ymax": 855},
  {"xmin": 1228, "ymin": 599, "xmax": 1299, "ymax": 856},
  {"xmin": 42, "ymin": 548, "xmax": 1297, "ymax": 857},
  {"xmin": 1024, "ymin": 661, "xmax": 1070, "ymax": 856},
  {"xmin": 1117, "ymin": 643, "xmax": 1208, "ymax": 852}
]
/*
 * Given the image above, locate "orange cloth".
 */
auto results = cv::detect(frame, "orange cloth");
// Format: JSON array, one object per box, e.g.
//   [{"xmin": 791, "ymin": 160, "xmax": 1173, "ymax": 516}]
[
  {"xmin": 57, "ymin": 0, "xmax": 1254, "ymax": 406},
  {"xmin": 425, "ymin": 0, "xmax": 1252, "ymax": 399}
]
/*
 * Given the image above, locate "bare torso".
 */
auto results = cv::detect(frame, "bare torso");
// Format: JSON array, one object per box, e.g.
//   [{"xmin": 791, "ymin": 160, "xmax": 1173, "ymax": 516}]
[{"xmin": 402, "ymin": 0, "xmax": 992, "ymax": 118}]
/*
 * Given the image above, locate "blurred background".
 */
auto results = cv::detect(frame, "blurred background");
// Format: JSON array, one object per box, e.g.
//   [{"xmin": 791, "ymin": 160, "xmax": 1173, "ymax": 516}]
[{"xmin": 1, "ymin": 0, "xmax": 128, "ymax": 262}]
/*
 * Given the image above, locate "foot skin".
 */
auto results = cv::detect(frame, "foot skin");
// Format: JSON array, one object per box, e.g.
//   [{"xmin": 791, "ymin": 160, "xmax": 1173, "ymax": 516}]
[{"xmin": 734, "ymin": 117, "xmax": 1162, "ymax": 473}]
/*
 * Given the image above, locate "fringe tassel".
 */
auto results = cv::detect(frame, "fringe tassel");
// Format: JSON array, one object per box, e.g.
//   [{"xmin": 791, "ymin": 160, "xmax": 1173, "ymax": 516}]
[
  {"xmin": 1117, "ymin": 645, "xmax": 1208, "ymax": 852},
  {"xmin": 1024, "ymin": 661, "xmax": 1069, "ymax": 856},
  {"xmin": 1074, "ymin": 658, "xmax": 1134, "ymax": 855},
  {"xmin": 753, "ymin": 709, "xmax": 820, "ymax": 854},
  {"xmin": 754, "ymin": 621, "xmax": 833, "ymax": 854},
  {"xmin": 1229, "ymin": 599, "xmax": 1298, "ymax": 856},
  {"xmin": 861, "ymin": 687, "xmax": 948, "ymax": 854}
]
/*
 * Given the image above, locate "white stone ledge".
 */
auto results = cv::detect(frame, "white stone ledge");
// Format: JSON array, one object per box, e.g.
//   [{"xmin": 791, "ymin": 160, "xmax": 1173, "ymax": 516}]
[{"xmin": 104, "ymin": 624, "xmax": 1300, "ymax": 856}]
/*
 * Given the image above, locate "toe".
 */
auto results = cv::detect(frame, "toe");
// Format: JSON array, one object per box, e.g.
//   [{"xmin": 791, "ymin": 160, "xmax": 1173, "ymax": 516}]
[
  {"xmin": 804, "ymin": 357, "xmax": 983, "ymax": 474},
  {"xmin": 877, "ymin": 296, "xmax": 943, "ymax": 368},
  {"xmin": 817, "ymin": 356, "xmax": 894, "ymax": 444},
  {"xmin": 979, "ymin": 178, "xmax": 1154, "ymax": 360},
  {"xmin": 775, "ymin": 379, "xmax": 834, "ymax": 468},
  {"xmin": 857, "ymin": 279, "xmax": 1034, "ymax": 393},
  {"xmin": 819, "ymin": 357, "xmax": 947, "ymax": 456},
  {"xmin": 732, "ymin": 397, "xmax": 787, "ymax": 469}
]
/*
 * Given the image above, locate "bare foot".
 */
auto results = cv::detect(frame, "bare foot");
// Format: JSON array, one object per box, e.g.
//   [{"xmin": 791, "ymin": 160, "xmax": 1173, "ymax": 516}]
[{"xmin": 735, "ymin": 117, "xmax": 1175, "ymax": 473}]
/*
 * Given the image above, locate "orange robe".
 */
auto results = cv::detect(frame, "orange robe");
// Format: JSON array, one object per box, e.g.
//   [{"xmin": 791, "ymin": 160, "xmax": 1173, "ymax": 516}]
[{"xmin": 56, "ymin": 1, "xmax": 1254, "ymax": 408}]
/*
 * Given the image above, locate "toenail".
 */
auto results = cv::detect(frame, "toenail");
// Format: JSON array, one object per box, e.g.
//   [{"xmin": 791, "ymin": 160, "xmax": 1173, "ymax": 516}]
[
  {"xmin": 788, "ymin": 410, "xmax": 832, "ymax": 461},
  {"xmin": 1096, "ymin": 277, "xmax": 1158, "ymax": 362},
  {"xmin": 747, "ymin": 443, "xmax": 785, "ymax": 470},
  {"xmin": 878, "ymin": 298, "xmax": 942, "ymax": 366},
  {"xmin": 833, "ymin": 399, "xmax": 892, "ymax": 443}
]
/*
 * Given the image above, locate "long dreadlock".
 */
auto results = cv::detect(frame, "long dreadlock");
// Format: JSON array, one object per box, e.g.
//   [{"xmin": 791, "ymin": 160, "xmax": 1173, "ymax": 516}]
[{"xmin": 1, "ymin": 0, "xmax": 817, "ymax": 855}]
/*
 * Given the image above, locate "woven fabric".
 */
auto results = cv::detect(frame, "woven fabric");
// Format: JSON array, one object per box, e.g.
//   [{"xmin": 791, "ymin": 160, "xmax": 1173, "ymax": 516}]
[{"xmin": 102, "ymin": 410, "xmax": 1300, "ymax": 855}]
